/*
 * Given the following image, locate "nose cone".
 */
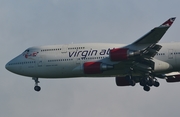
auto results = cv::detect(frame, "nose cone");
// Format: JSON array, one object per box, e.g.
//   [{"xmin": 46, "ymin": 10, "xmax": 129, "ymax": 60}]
[
  {"xmin": 5, "ymin": 62, "xmax": 9, "ymax": 70},
  {"xmin": 5, "ymin": 55, "xmax": 22, "ymax": 73},
  {"xmin": 5, "ymin": 60, "xmax": 13, "ymax": 72}
]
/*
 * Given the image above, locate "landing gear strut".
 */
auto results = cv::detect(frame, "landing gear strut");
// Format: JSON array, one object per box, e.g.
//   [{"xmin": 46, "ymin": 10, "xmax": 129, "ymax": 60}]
[
  {"xmin": 125, "ymin": 75, "xmax": 136, "ymax": 86},
  {"xmin": 32, "ymin": 77, "xmax": 41, "ymax": 92}
]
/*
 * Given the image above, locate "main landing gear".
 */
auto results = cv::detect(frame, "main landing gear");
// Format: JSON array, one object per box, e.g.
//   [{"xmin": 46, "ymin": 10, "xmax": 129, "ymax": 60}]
[
  {"xmin": 125, "ymin": 75, "xmax": 160, "ymax": 92},
  {"xmin": 32, "ymin": 77, "xmax": 41, "ymax": 92},
  {"xmin": 139, "ymin": 76, "xmax": 160, "ymax": 92}
]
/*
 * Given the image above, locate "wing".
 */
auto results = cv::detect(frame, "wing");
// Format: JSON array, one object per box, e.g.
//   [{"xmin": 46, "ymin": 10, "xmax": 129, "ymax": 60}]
[
  {"xmin": 110, "ymin": 17, "xmax": 176, "ymax": 62},
  {"xmin": 112, "ymin": 18, "xmax": 176, "ymax": 67},
  {"xmin": 131, "ymin": 18, "xmax": 176, "ymax": 73},
  {"xmin": 111, "ymin": 18, "xmax": 177, "ymax": 91},
  {"xmin": 134, "ymin": 18, "xmax": 175, "ymax": 74},
  {"xmin": 127, "ymin": 17, "xmax": 176, "ymax": 50}
]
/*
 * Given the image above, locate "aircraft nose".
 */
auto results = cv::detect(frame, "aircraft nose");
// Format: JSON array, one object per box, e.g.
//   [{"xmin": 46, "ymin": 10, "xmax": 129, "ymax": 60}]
[
  {"xmin": 5, "ymin": 62, "xmax": 8, "ymax": 70},
  {"xmin": 5, "ymin": 61, "xmax": 12, "ymax": 72},
  {"xmin": 5, "ymin": 55, "xmax": 22, "ymax": 73}
]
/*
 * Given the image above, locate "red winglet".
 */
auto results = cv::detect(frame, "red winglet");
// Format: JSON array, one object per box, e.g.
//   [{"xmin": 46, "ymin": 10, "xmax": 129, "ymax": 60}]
[{"xmin": 161, "ymin": 17, "xmax": 176, "ymax": 27}]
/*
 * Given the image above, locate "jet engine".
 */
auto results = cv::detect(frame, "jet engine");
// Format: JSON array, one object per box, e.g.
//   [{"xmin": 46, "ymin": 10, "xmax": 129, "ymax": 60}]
[
  {"xmin": 166, "ymin": 75, "xmax": 180, "ymax": 83},
  {"xmin": 115, "ymin": 76, "xmax": 130, "ymax": 86},
  {"xmin": 110, "ymin": 48, "xmax": 140, "ymax": 61},
  {"xmin": 83, "ymin": 62, "xmax": 113, "ymax": 74},
  {"xmin": 153, "ymin": 59, "xmax": 172, "ymax": 72}
]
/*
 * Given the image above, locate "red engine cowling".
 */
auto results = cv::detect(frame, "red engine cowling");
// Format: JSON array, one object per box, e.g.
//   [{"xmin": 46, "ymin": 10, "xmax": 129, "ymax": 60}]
[
  {"xmin": 166, "ymin": 75, "xmax": 180, "ymax": 83},
  {"xmin": 115, "ymin": 77, "xmax": 130, "ymax": 86},
  {"xmin": 110, "ymin": 48, "xmax": 128, "ymax": 61},
  {"xmin": 83, "ymin": 62, "xmax": 113, "ymax": 74},
  {"xmin": 110, "ymin": 48, "xmax": 140, "ymax": 61}
]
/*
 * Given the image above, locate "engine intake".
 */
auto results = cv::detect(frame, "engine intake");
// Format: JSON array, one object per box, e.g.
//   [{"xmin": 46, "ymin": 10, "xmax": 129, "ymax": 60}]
[
  {"xmin": 83, "ymin": 62, "xmax": 113, "ymax": 74},
  {"xmin": 110, "ymin": 48, "xmax": 140, "ymax": 61}
]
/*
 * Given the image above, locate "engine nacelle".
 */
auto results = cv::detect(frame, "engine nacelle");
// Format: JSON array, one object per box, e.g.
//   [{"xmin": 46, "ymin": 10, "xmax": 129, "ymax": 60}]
[
  {"xmin": 153, "ymin": 59, "xmax": 172, "ymax": 72},
  {"xmin": 166, "ymin": 75, "xmax": 180, "ymax": 83},
  {"xmin": 110, "ymin": 48, "xmax": 140, "ymax": 61},
  {"xmin": 83, "ymin": 62, "xmax": 113, "ymax": 74},
  {"xmin": 115, "ymin": 77, "xmax": 130, "ymax": 86}
]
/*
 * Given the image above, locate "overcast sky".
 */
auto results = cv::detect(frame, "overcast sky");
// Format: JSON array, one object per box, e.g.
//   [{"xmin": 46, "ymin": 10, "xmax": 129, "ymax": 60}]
[{"xmin": 1, "ymin": 0, "xmax": 180, "ymax": 117}]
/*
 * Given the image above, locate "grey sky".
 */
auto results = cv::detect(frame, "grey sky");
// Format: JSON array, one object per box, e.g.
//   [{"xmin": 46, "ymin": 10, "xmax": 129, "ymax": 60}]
[{"xmin": 1, "ymin": 0, "xmax": 180, "ymax": 117}]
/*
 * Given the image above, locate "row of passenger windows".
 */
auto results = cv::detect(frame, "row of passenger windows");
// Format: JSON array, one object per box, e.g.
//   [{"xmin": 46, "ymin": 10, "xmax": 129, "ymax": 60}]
[
  {"xmin": 41, "ymin": 48, "xmax": 61, "ymax": 52},
  {"xmin": 156, "ymin": 52, "xmax": 180, "ymax": 56},
  {"xmin": 48, "ymin": 56, "xmax": 107, "ymax": 62},
  {"xmin": 48, "ymin": 59, "xmax": 73, "ymax": 62},
  {"xmin": 41, "ymin": 47, "xmax": 85, "ymax": 52},
  {"xmin": 81, "ymin": 56, "xmax": 106, "ymax": 60},
  {"xmin": 172, "ymin": 52, "xmax": 180, "ymax": 55},
  {"xmin": 8, "ymin": 61, "xmax": 36, "ymax": 65},
  {"xmin": 68, "ymin": 47, "xmax": 85, "ymax": 50},
  {"xmin": 156, "ymin": 53, "xmax": 165, "ymax": 56}
]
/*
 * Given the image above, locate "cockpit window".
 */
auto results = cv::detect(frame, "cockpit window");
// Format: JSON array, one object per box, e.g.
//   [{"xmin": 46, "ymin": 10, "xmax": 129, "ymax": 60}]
[
  {"xmin": 22, "ymin": 49, "xmax": 39, "ymax": 58},
  {"xmin": 22, "ymin": 49, "xmax": 30, "ymax": 55},
  {"xmin": 25, "ymin": 49, "xmax": 29, "ymax": 52}
]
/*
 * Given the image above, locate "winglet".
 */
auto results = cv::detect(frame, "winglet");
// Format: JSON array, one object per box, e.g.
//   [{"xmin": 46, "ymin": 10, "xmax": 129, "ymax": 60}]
[{"xmin": 160, "ymin": 17, "xmax": 176, "ymax": 27}]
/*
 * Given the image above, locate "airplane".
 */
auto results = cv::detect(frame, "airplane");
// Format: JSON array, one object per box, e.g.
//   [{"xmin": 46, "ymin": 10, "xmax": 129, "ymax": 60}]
[{"xmin": 5, "ymin": 17, "xmax": 180, "ymax": 92}]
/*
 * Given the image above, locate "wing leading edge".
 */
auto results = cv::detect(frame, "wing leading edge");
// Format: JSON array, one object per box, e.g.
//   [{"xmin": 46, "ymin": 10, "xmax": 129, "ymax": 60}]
[
  {"xmin": 132, "ymin": 17, "xmax": 176, "ymax": 45},
  {"xmin": 126, "ymin": 17, "xmax": 176, "ymax": 50}
]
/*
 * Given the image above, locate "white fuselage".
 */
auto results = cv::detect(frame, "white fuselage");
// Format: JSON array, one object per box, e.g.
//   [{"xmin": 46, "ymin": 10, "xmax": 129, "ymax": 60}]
[{"xmin": 5, "ymin": 43, "xmax": 180, "ymax": 79}]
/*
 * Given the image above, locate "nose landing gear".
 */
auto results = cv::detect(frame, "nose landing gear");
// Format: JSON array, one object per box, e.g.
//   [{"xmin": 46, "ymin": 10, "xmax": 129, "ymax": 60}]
[{"xmin": 32, "ymin": 77, "xmax": 41, "ymax": 92}]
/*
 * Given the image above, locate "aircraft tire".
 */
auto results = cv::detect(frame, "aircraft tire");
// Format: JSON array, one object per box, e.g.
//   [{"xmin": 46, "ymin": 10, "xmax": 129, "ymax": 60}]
[
  {"xmin": 34, "ymin": 86, "xmax": 41, "ymax": 92},
  {"xmin": 153, "ymin": 81, "xmax": 160, "ymax": 87},
  {"xmin": 147, "ymin": 79, "xmax": 153, "ymax": 86},
  {"xmin": 143, "ymin": 85, "xmax": 150, "ymax": 92}
]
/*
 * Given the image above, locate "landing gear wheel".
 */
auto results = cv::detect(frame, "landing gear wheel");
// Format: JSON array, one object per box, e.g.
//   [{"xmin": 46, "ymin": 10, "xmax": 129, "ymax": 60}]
[
  {"xmin": 143, "ymin": 85, "xmax": 150, "ymax": 92},
  {"xmin": 34, "ymin": 86, "xmax": 41, "ymax": 92},
  {"xmin": 154, "ymin": 81, "xmax": 160, "ymax": 87},
  {"xmin": 140, "ymin": 80, "xmax": 145, "ymax": 86}
]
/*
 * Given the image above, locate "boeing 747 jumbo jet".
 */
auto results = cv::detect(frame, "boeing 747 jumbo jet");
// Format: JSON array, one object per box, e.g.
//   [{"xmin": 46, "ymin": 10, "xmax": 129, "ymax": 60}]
[{"xmin": 5, "ymin": 17, "xmax": 180, "ymax": 92}]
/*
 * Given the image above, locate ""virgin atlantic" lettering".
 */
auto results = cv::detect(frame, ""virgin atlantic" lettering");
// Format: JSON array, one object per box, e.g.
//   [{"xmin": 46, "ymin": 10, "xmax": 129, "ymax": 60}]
[{"xmin": 69, "ymin": 48, "xmax": 110, "ymax": 58}]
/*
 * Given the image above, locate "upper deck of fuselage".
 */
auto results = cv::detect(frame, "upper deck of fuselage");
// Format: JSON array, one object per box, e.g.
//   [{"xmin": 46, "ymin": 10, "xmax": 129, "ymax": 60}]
[
  {"xmin": 23, "ymin": 42, "xmax": 180, "ymax": 58},
  {"xmin": 26, "ymin": 43, "xmax": 126, "ymax": 52},
  {"xmin": 26, "ymin": 42, "xmax": 180, "ymax": 50}
]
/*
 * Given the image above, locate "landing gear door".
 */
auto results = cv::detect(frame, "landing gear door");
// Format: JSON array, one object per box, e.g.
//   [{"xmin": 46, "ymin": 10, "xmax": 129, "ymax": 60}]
[
  {"xmin": 61, "ymin": 45, "xmax": 68, "ymax": 54},
  {"xmin": 37, "ymin": 55, "xmax": 45, "ymax": 67},
  {"xmin": 168, "ymin": 49, "xmax": 174, "ymax": 59},
  {"xmin": 76, "ymin": 58, "xmax": 81, "ymax": 66},
  {"xmin": 168, "ymin": 49, "xmax": 176, "ymax": 67},
  {"xmin": 73, "ymin": 57, "xmax": 83, "ymax": 74}
]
